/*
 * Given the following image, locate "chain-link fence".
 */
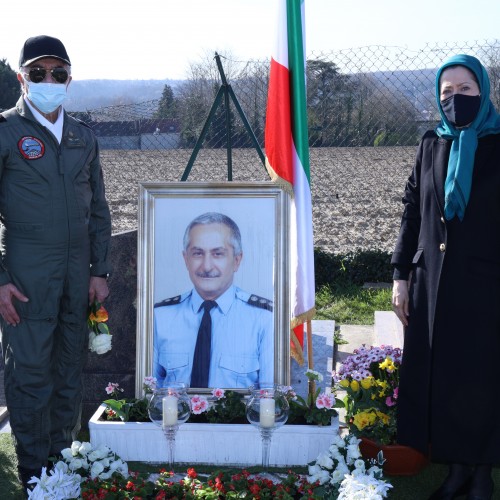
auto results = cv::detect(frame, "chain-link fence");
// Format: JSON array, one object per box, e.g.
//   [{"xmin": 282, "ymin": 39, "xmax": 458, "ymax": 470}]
[{"xmin": 72, "ymin": 40, "xmax": 500, "ymax": 253}]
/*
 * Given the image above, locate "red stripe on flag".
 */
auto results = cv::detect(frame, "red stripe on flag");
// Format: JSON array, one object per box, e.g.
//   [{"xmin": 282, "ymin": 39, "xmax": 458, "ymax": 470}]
[{"xmin": 264, "ymin": 58, "xmax": 293, "ymax": 185}]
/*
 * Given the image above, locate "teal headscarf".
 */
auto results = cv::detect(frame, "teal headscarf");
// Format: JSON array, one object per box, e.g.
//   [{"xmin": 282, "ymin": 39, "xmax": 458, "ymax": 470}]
[{"xmin": 435, "ymin": 54, "xmax": 500, "ymax": 221}]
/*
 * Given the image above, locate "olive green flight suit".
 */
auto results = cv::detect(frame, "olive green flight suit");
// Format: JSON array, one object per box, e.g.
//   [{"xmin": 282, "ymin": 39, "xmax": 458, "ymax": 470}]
[{"xmin": 0, "ymin": 97, "xmax": 111, "ymax": 469}]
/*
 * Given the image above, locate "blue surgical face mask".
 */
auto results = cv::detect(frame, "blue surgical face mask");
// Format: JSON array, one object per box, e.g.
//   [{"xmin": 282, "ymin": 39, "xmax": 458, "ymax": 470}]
[{"xmin": 26, "ymin": 82, "xmax": 67, "ymax": 114}]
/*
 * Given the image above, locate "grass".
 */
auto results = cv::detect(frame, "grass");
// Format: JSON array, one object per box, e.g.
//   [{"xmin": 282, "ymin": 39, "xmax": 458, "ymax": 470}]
[{"xmin": 315, "ymin": 284, "xmax": 392, "ymax": 324}]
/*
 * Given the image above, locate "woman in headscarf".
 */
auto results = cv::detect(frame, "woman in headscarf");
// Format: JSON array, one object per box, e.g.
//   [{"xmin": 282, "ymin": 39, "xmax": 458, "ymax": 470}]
[{"xmin": 392, "ymin": 54, "xmax": 500, "ymax": 500}]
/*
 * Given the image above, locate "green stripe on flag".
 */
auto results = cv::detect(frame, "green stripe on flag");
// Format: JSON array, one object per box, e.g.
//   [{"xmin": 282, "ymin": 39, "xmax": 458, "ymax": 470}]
[{"xmin": 286, "ymin": 0, "xmax": 310, "ymax": 183}]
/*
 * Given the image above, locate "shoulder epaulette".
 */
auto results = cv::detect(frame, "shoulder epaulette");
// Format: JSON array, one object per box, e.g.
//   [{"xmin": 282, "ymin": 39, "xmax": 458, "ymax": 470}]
[
  {"xmin": 247, "ymin": 294, "xmax": 273, "ymax": 312},
  {"xmin": 154, "ymin": 295, "xmax": 181, "ymax": 308}
]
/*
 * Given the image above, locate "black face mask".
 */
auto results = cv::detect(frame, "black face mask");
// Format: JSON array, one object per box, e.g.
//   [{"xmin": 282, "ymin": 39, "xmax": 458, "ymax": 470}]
[{"xmin": 441, "ymin": 93, "xmax": 481, "ymax": 127}]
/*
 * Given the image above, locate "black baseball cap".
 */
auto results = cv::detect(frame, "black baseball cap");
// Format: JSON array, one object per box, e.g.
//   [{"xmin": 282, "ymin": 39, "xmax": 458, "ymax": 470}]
[{"xmin": 19, "ymin": 35, "xmax": 71, "ymax": 67}]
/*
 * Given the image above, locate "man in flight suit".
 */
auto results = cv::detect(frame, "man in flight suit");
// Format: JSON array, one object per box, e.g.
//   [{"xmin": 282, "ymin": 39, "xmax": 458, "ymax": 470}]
[
  {"xmin": 153, "ymin": 212, "xmax": 274, "ymax": 389},
  {"xmin": 0, "ymin": 35, "xmax": 112, "ymax": 492}
]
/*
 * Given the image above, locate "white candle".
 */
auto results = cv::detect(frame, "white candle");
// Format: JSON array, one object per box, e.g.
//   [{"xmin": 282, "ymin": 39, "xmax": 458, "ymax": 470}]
[
  {"xmin": 163, "ymin": 395, "xmax": 178, "ymax": 426},
  {"xmin": 259, "ymin": 397, "xmax": 275, "ymax": 428}
]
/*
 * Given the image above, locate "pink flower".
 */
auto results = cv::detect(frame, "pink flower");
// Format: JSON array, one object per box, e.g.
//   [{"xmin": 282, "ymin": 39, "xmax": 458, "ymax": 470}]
[
  {"xmin": 190, "ymin": 395, "xmax": 209, "ymax": 414},
  {"xmin": 393, "ymin": 387, "xmax": 399, "ymax": 400},
  {"xmin": 105, "ymin": 382, "xmax": 121, "ymax": 395},
  {"xmin": 315, "ymin": 392, "xmax": 335, "ymax": 410},
  {"xmin": 212, "ymin": 388, "xmax": 225, "ymax": 399},
  {"xmin": 143, "ymin": 376, "xmax": 157, "ymax": 390},
  {"xmin": 385, "ymin": 396, "xmax": 396, "ymax": 407}
]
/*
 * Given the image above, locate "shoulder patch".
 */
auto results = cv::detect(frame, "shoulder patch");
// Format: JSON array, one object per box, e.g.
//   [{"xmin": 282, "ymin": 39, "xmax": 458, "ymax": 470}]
[
  {"xmin": 154, "ymin": 295, "xmax": 181, "ymax": 308},
  {"xmin": 247, "ymin": 294, "xmax": 273, "ymax": 312}
]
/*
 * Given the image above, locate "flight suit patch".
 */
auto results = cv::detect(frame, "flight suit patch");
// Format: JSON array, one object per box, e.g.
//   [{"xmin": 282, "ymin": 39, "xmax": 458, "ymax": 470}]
[{"xmin": 18, "ymin": 136, "xmax": 45, "ymax": 160}]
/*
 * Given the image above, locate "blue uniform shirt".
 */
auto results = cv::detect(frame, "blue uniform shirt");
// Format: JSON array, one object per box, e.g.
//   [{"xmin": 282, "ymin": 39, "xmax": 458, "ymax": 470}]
[{"xmin": 153, "ymin": 285, "xmax": 274, "ymax": 388}]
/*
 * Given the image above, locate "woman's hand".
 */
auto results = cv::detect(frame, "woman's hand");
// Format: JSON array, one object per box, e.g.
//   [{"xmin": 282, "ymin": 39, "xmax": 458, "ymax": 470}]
[{"xmin": 392, "ymin": 279, "xmax": 409, "ymax": 327}]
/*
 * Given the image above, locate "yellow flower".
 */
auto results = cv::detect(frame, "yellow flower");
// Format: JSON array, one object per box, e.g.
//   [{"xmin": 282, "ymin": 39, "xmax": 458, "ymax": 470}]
[
  {"xmin": 379, "ymin": 356, "xmax": 396, "ymax": 373},
  {"xmin": 339, "ymin": 379, "xmax": 350, "ymax": 388},
  {"xmin": 350, "ymin": 380, "xmax": 360, "ymax": 392},
  {"xmin": 352, "ymin": 411, "xmax": 376, "ymax": 430},
  {"xmin": 360, "ymin": 377, "xmax": 374, "ymax": 389},
  {"xmin": 375, "ymin": 411, "xmax": 390, "ymax": 425},
  {"xmin": 376, "ymin": 380, "xmax": 388, "ymax": 397}
]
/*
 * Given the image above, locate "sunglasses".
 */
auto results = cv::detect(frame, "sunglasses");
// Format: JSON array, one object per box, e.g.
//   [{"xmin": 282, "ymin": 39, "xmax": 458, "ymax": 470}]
[{"xmin": 23, "ymin": 67, "xmax": 69, "ymax": 84}]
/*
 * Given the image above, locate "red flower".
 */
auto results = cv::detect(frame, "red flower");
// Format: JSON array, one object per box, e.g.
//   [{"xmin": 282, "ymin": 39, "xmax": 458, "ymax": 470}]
[
  {"xmin": 126, "ymin": 481, "xmax": 135, "ymax": 490},
  {"xmin": 155, "ymin": 492, "xmax": 166, "ymax": 499},
  {"xmin": 250, "ymin": 484, "xmax": 261, "ymax": 495},
  {"xmin": 187, "ymin": 467, "xmax": 197, "ymax": 478}
]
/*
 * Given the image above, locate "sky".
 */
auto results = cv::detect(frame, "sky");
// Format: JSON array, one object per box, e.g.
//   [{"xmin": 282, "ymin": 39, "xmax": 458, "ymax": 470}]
[{"xmin": 0, "ymin": 0, "xmax": 498, "ymax": 81}]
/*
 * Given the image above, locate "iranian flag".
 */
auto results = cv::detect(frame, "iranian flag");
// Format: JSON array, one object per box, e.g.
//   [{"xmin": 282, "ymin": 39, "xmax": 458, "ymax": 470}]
[{"xmin": 265, "ymin": 0, "xmax": 315, "ymax": 364}]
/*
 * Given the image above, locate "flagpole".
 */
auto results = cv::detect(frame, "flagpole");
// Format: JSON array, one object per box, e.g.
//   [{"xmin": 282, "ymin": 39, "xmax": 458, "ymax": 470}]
[{"xmin": 307, "ymin": 319, "xmax": 315, "ymax": 396}]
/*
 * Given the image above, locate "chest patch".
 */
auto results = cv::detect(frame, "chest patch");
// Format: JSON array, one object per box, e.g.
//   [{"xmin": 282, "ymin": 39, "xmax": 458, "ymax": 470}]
[{"xmin": 18, "ymin": 136, "xmax": 45, "ymax": 160}]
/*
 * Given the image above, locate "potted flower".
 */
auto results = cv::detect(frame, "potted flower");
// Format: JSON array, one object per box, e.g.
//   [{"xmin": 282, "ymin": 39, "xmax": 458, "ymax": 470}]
[
  {"xmin": 334, "ymin": 344, "xmax": 428, "ymax": 475},
  {"xmin": 89, "ymin": 375, "xmax": 341, "ymax": 466}
]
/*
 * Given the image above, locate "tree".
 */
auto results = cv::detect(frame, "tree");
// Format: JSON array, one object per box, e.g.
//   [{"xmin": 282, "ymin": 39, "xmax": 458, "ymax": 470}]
[
  {"xmin": 0, "ymin": 59, "xmax": 19, "ymax": 110},
  {"xmin": 154, "ymin": 84, "xmax": 178, "ymax": 120}
]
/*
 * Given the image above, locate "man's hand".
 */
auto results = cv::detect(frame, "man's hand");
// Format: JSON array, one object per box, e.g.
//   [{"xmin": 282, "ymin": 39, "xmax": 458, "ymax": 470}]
[
  {"xmin": 89, "ymin": 276, "xmax": 109, "ymax": 304},
  {"xmin": 0, "ymin": 283, "xmax": 29, "ymax": 326},
  {"xmin": 392, "ymin": 279, "xmax": 410, "ymax": 327}
]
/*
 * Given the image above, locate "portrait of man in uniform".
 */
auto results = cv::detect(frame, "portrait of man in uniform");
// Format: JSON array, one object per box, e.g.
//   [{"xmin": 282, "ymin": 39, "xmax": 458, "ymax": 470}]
[
  {"xmin": 152, "ymin": 211, "xmax": 274, "ymax": 389},
  {"xmin": 137, "ymin": 182, "xmax": 289, "ymax": 394}
]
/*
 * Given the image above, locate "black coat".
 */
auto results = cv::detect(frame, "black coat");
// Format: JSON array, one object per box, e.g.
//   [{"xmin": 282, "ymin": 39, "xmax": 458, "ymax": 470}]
[{"xmin": 392, "ymin": 130, "xmax": 500, "ymax": 464}]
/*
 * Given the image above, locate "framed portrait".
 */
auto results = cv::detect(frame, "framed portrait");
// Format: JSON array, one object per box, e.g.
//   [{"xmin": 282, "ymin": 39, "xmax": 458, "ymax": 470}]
[{"xmin": 136, "ymin": 182, "xmax": 290, "ymax": 395}]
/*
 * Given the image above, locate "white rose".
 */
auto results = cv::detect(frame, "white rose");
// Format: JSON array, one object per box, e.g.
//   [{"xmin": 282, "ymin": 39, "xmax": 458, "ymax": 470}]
[
  {"xmin": 90, "ymin": 461, "xmax": 105, "ymax": 479},
  {"xmin": 61, "ymin": 448, "xmax": 74, "ymax": 461},
  {"xmin": 98, "ymin": 471, "xmax": 112, "ymax": 480},
  {"xmin": 318, "ymin": 469, "xmax": 331, "ymax": 485},
  {"xmin": 346, "ymin": 444, "xmax": 361, "ymax": 461},
  {"xmin": 308, "ymin": 464, "xmax": 321, "ymax": 476},
  {"xmin": 54, "ymin": 461, "xmax": 69, "ymax": 473},
  {"xmin": 117, "ymin": 462, "xmax": 128, "ymax": 477},
  {"xmin": 69, "ymin": 458, "xmax": 83, "ymax": 471},
  {"xmin": 330, "ymin": 469, "xmax": 345, "ymax": 484},
  {"xmin": 89, "ymin": 333, "xmax": 112, "ymax": 355},
  {"xmin": 101, "ymin": 457, "xmax": 110, "ymax": 467},
  {"xmin": 316, "ymin": 452, "xmax": 334, "ymax": 469},
  {"xmin": 71, "ymin": 442, "xmax": 81, "ymax": 455},
  {"xmin": 87, "ymin": 450, "xmax": 100, "ymax": 462},
  {"xmin": 79, "ymin": 442, "xmax": 93, "ymax": 456},
  {"xmin": 354, "ymin": 458, "xmax": 366, "ymax": 471}
]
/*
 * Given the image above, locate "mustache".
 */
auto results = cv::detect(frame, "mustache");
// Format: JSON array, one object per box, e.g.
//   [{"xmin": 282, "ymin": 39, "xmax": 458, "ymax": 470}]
[{"xmin": 195, "ymin": 271, "xmax": 221, "ymax": 278}]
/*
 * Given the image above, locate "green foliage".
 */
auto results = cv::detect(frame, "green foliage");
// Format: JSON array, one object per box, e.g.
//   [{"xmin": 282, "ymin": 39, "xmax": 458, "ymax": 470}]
[
  {"xmin": 103, "ymin": 397, "xmax": 149, "ymax": 422},
  {"xmin": 0, "ymin": 59, "xmax": 19, "ymax": 110},
  {"xmin": 315, "ymin": 285, "xmax": 392, "ymax": 324},
  {"xmin": 199, "ymin": 391, "xmax": 246, "ymax": 424},
  {"xmin": 314, "ymin": 248, "xmax": 393, "ymax": 289}
]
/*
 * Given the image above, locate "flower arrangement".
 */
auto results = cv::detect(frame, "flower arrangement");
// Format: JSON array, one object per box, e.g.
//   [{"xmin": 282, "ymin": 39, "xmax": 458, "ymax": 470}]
[
  {"xmin": 307, "ymin": 433, "xmax": 392, "ymax": 499},
  {"xmin": 334, "ymin": 345, "xmax": 402, "ymax": 445},
  {"xmin": 282, "ymin": 369, "xmax": 340, "ymax": 426},
  {"xmin": 28, "ymin": 441, "xmax": 128, "ymax": 499},
  {"xmin": 102, "ymin": 377, "xmax": 156, "ymax": 422},
  {"xmin": 79, "ymin": 467, "xmax": 321, "ymax": 499},
  {"xmin": 87, "ymin": 301, "xmax": 112, "ymax": 355},
  {"xmin": 100, "ymin": 375, "xmax": 339, "ymax": 427}
]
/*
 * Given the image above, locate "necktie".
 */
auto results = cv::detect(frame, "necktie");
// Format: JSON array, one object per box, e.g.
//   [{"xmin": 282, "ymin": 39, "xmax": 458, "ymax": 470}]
[{"xmin": 191, "ymin": 300, "xmax": 217, "ymax": 388}]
